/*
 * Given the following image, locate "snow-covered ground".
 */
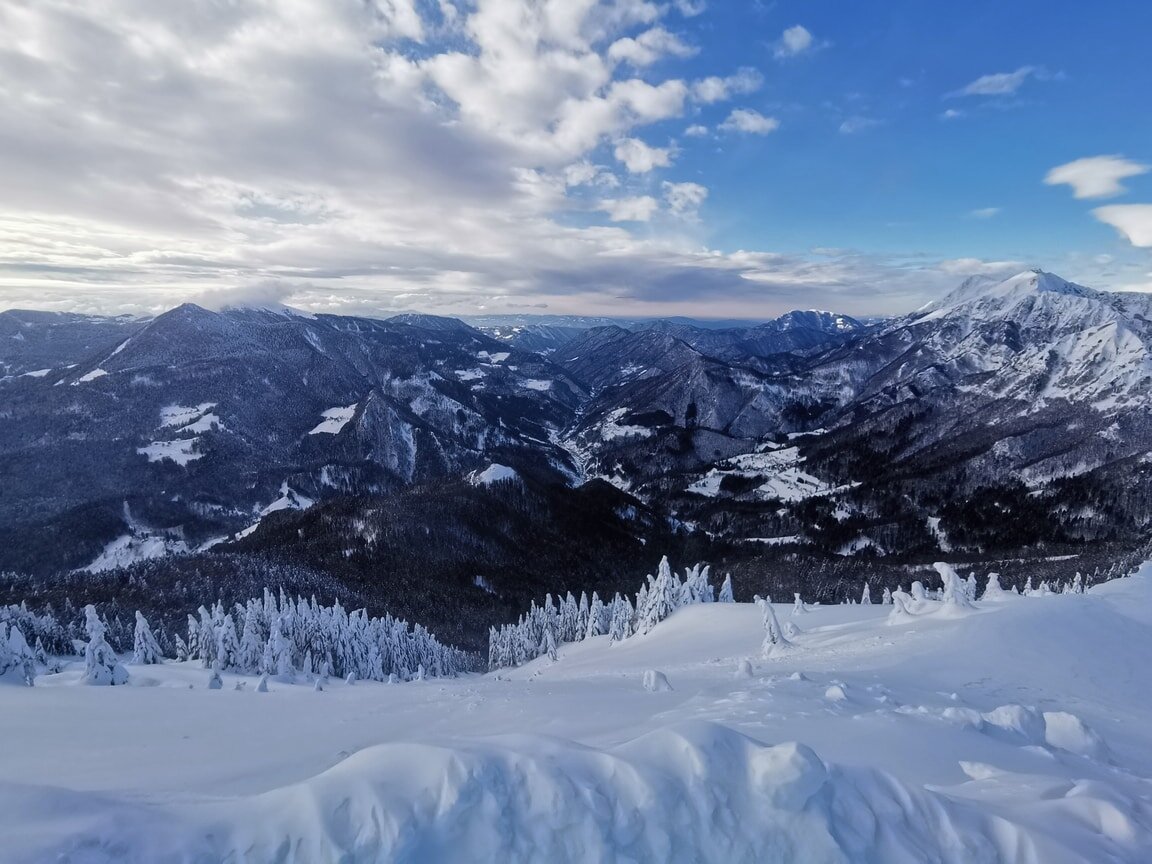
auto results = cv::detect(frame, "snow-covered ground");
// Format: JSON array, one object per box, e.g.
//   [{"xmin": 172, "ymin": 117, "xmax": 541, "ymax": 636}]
[
  {"xmin": 688, "ymin": 445, "xmax": 838, "ymax": 502},
  {"xmin": 4, "ymin": 569, "xmax": 1152, "ymax": 862}
]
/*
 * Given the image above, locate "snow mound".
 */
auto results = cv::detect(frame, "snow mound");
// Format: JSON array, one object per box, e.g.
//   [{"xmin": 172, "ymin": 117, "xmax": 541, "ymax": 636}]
[
  {"xmin": 4, "ymin": 721, "xmax": 1071, "ymax": 864},
  {"xmin": 642, "ymin": 669, "xmax": 673, "ymax": 692}
]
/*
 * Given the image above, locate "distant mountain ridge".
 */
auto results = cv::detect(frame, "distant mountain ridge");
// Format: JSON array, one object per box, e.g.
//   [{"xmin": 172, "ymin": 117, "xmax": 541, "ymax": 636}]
[{"xmin": 2, "ymin": 270, "xmax": 1150, "ymax": 602}]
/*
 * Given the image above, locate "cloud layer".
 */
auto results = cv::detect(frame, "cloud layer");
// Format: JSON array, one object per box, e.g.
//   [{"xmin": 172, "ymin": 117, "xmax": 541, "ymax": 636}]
[{"xmin": 0, "ymin": 1, "xmax": 1070, "ymax": 319}]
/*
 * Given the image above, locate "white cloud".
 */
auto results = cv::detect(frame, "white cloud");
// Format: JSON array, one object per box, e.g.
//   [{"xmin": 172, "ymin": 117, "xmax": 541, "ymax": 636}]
[
  {"xmin": 838, "ymin": 116, "xmax": 879, "ymax": 135},
  {"xmin": 663, "ymin": 181, "xmax": 708, "ymax": 216},
  {"xmin": 608, "ymin": 27, "xmax": 697, "ymax": 67},
  {"xmin": 719, "ymin": 109, "xmax": 780, "ymax": 135},
  {"xmin": 954, "ymin": 66, "xmax": 1035, "ymax": 96},
  {"xmin": 598, "ymin": 196, "xmax": 660, "ymax": 222},
  {"xmin": 691, "ymin": 68, "xmax": 763, "ymax": 103},
  {"xmin": 1045, "ymin": 155, "xmax": 1150, "ymax": 200},
  {"xmin": 969, "ymin": 207, "xmax": 1001, "ymax": 219},
  {"xmin": 684, "ymin": 124, "xmax": 709, "ymax": 137},
  {"xmin": 940, "ymin": 109, "xmax": 964, "ymax": 121},
  {"xmin": 1092, "ymin": 205, "xmax": 1152, "ymax": 247},
  {"xmin": 773, "ymin": 25, "xmax": 814, "ymax": 59},
  {"xmin": 674, "ymin": 0, "xmax": 707, "ymax": 16},
  {"xmin": 0, "ymin": 0, "xmax": 1109, "ymax": 321},
  {"xmin": 613, "ymin": 138, "xmax": 673, "ymax": 173}
]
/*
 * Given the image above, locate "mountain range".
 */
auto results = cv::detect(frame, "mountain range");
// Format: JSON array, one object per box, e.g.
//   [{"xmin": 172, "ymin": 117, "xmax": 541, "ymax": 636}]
[{"xmin": 2, "ymin": 269, "xmax": 1149, "ymax": 646}]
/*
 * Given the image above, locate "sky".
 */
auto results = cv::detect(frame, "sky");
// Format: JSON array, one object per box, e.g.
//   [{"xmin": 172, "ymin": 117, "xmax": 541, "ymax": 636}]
[{"xmin": 1, "ymin": 0, "xmax": 1151, "ymax": 320}]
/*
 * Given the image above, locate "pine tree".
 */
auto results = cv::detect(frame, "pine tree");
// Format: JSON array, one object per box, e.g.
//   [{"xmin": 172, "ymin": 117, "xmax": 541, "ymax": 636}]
[
  {"xmin": 5, "ymin": 623, "xmax": 37, "ymax": 686},
  {"xmin": 760, "ymin": 598, "xmax": 792, "ymax": 657},
  {"xmin": 718, "ymin": 574, "xmax": 735, "ymax": 603},
  {"xmin": 237, "ymin": 604, "xmax": 264, "ymax": 673},
  {"xmin": 131, "ymin": 611, "xmax": 163, "ymax": 665},
  {"xmin": 861, "ymin": 583, "xmax": 872, "ymax": 605},
  {"xmin": 82, "ymin": 605, "xmax": 128, "ymax": 686}
]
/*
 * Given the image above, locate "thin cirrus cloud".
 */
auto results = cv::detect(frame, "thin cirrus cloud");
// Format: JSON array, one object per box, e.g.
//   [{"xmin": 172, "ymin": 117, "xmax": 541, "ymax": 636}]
[{"xmin": 952, "ymin": 66, "xmax": 1037, "ymax": 97}]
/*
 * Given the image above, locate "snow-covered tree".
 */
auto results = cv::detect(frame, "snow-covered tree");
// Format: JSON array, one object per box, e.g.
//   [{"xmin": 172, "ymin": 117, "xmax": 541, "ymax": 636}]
[
  {"xmin": 792, "ymin": 593, "xmax": 807, "ymax": 616},
  {"xmin": 881, "ymin": 587, "xmax": 892, "ymax": 605},
  {"xmin": 539, "ymin": 627, "xmax": 558, "ymax": 662},
  {"xmin": 984, "ymin": 572, "xmax": 1006, "ymax": 600},
  {"xmin": 4, "ymin": 623, "xmax": 37, "ymax": 686},
  {"xmin": 760, "ymin": 598, "xmax": 792, "ymax": 657},
  {"xmin": 237, "ymin": 604, "xmax": 264, "ymax": 673},
  {"xmin": 131, "ymin": 611, "xmax": 163, "ymax": 665},
  {"xmin": 718, "ymin": 574, "xmax": 735, "ymax": 604},
  {"xmin": 861, "ymin": 583, "xmax": 872, "ymax": 605},
  {"xmin": 82, "ymin": 605, "xmax": 128, "ymax": 686},
  {"xmin": 935, "ymin": 562, "xmax": 972, "ymax": 608}
]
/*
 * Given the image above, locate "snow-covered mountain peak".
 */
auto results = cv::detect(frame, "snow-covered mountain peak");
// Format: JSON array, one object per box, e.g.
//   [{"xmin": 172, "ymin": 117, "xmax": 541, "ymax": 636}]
[{"xmin": 914, "ymin": 269, "xmax": 1108, "ymax": 325}]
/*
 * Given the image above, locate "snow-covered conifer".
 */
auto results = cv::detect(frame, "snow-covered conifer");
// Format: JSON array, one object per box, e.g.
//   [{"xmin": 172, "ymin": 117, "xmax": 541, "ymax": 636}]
[
  {"xmin": 82, "ymin": 605, "xmax": 128, "ymax": 686},
  {"xmin": 792, "ymin": 593, "xmax": 807, "ymax": 615},
  {"xmin": 131, "ymin": 611, "xmax": 163, "ymax": 665},
  {"xmin": 6, "ymin": 624, "xmax": 37, "ymax": 686},
  {"xmin": 540, "ymin": 628, "xmax": 558, "ymax": 662},
  {"xmin": 760, "ymin": 598, "xmax": 792, "ymax": 657},
  {"xmin": 861, "ymin": 583, "xmax": 872, "ymax": 605},
  {"xmin": 237, "ymin": 604, "xmax": 264, "ymax": 673},
  {"xmin": 207, "ymin": 661, "xmax": 223, "ymax": 690},
  {"xmin": 881, "ymin": 587, "xmax": 892, "ymax": 605},
  {"xmin": 718, "ymin": 574, "xmax": 735, "ymax": 603},
  {"xmin": 935, "ymin": 562, "xmax": 972, "ymax": 607}
]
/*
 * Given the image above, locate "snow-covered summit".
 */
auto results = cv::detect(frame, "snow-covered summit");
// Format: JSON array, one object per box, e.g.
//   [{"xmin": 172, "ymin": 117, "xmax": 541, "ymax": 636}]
[{"xmin": 914, "ymin": 269, "xmax": 1106, "ymax": 322}]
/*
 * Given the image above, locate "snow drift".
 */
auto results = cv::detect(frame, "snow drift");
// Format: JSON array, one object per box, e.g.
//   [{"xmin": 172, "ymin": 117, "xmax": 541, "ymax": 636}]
[{"xmin": 5, "ymin": 720, "xmax": 1113, "ymax": 864}]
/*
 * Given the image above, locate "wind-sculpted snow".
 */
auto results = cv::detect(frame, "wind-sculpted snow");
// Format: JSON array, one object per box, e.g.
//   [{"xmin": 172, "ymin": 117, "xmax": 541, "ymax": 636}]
[{"xmin": 2, "ymin": 721, "xmax": 1103, "ymax": 864}]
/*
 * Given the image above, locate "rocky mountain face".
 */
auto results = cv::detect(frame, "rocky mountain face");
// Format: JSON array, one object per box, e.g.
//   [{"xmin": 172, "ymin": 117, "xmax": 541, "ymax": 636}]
[{"xmin": 2, "ymin": 270, "xmax": 1151, "ymax": 621}]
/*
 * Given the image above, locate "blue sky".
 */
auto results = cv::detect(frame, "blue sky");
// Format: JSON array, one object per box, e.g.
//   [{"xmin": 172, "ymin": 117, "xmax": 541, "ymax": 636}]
[
  {"xmin": 661, "ymin": 0, "xmax": 1152, "ymax": 264},
  {"xmin": 0, "ymin": 0, "xmax": 1149, "ymax": 319}
]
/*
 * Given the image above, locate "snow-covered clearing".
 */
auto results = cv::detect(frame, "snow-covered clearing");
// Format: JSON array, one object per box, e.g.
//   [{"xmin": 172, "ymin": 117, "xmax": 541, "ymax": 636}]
[
  {"xmin": 136, "ymin": 438, "xmax": 201, "ymax": 466},
  {"xmin": 689, "ymin": 445, "xmax": 837, "ymax": 502},
  {"xmin": 80, "ymin": 533, "xmax": 189, "ymax": 574},
  {"xmin": 72, "ymin": 367, "xmax": 108, "ymax": 384},
  {"xmin": 3, "ymin": 570, "xmax": 1152, "ymax": 862},
  {"xmin": 159, "ymin": 403, "xmax": 217, "ymax": 429},
  {"xmin": 469, "ymin": 463, "xmax": 520, "ymax": 486},
  {"xmin": 307, "ymin": 404, "xmax": 357, "ymax": 435},
  {"xmin": 599, "ymin": 406, "xmax": 655, "ymax": 441}
]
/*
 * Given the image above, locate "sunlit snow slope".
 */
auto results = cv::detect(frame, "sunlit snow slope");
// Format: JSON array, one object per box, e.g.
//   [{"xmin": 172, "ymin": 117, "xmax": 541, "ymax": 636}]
[{"xmin": 3, "ymin": 569, "xmax": 1152, "ymax": 863}]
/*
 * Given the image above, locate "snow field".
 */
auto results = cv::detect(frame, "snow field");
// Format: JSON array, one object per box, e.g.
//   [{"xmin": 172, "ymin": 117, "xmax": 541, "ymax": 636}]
[{"xmin": 2, "ymin": 568, "xmax": 1152, "ymax": 862}]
